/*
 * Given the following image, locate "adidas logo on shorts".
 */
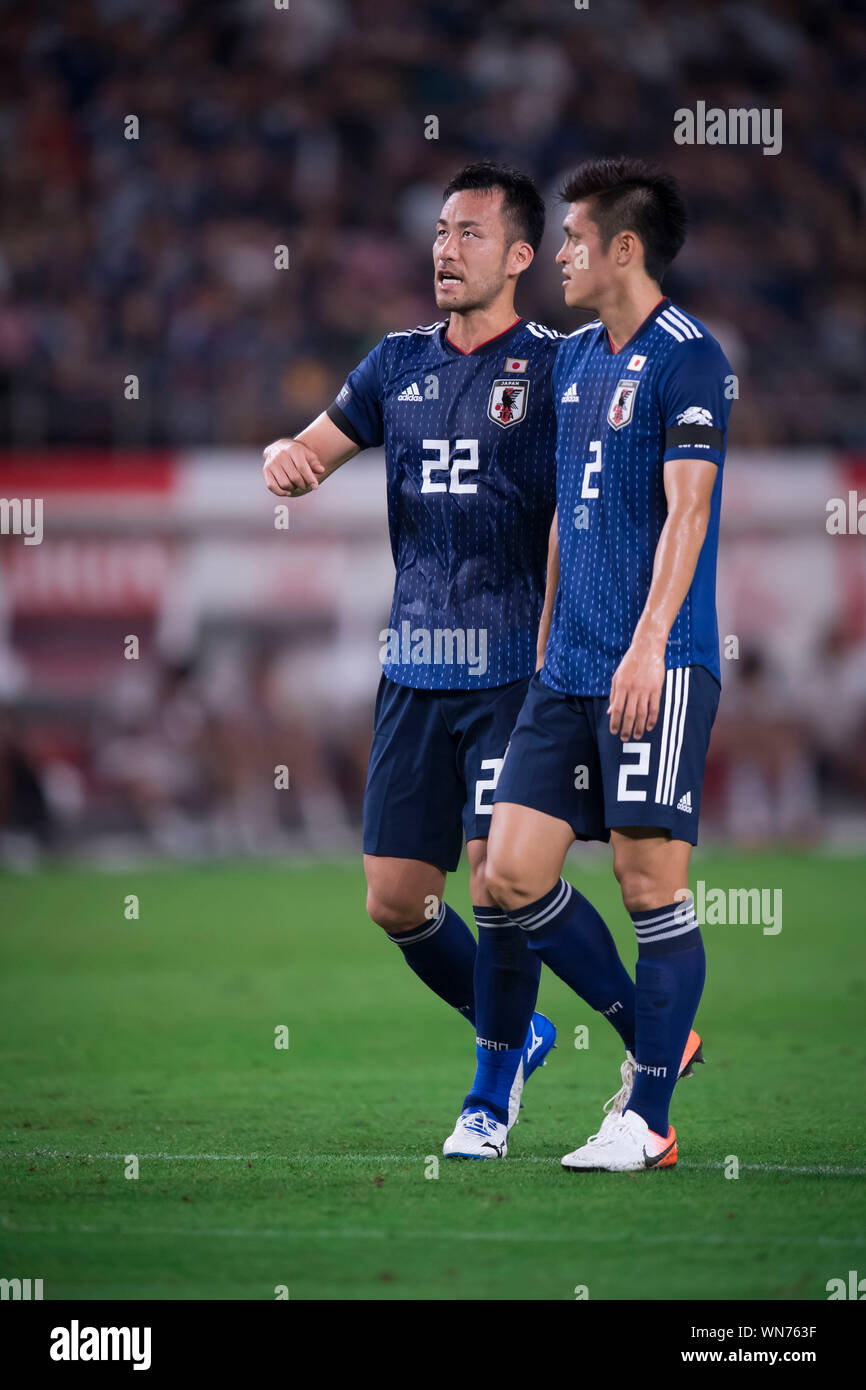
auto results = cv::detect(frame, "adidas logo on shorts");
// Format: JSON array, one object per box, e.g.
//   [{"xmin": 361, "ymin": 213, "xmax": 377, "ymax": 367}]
[
  {"xmin": 561, "ymin": 382, "xmax": 580, "ymax": 403},
  {"xmin": 397, "ymin": 382, "xmax": 424, "ymax": 402},
  {"xmin": 676, "ymin": 790, "xmax": 693, "ymax": 813}
]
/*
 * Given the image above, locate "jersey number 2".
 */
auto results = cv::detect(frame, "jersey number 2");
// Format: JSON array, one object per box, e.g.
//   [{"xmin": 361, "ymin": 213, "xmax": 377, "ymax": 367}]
[{"xmin": 581, "ymin": 440, "xmax": 602, "ymax": 498}]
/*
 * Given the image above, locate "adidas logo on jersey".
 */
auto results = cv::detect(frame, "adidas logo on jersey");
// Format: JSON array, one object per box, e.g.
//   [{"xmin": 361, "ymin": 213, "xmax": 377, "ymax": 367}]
[
  {"xmin": 397, "ymin": 382, "xmax": 424, "ymax": 402},
  {"xmin": 676, "ymin": 791, "xmax": 693, "ymax": 813},
  {"xmin": 561, "ymin": 383, "xmax": 580, "ymax": 403}
]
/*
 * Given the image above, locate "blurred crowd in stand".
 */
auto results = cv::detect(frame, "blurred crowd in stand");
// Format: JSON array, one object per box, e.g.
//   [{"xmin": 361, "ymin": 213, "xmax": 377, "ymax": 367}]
[
  {"xmin": 0, "ymin": 0, "xmax": 863, "ymax": 862},
  {"xmin": 0, "ymin": 0, "xmax": 863, "ymax": 448}
]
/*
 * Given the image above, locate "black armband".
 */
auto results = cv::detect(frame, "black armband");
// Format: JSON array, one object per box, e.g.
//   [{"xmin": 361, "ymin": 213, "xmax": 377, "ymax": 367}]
[
  {"xmin": 326, "ymin": 402, "xmax": 365, "ymax": 448},
  {"xmin": 665, "ymin": 424, "xmax": 724, "ymax": 452}
]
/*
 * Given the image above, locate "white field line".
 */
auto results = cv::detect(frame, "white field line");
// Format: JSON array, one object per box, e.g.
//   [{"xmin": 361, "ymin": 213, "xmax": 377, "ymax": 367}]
[
  {"xmin": 1, "ymin": 1150, "xmax": 865, "ymax": 1178},
  {"xmin": 1, "ymin": 1217, "xmax": 863, "ymax": 1248}
]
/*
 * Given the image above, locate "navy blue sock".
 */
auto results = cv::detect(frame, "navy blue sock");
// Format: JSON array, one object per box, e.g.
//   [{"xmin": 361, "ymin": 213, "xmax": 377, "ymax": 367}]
[
  {"xmin": 503, "ymin": 879, "xmax": 636, "ymax": 1052},
  {"xmin": 385, "ymin": 901, "xmax": 475, "ymax": 1024},
  {"xmin": 472, "ymin": 906, "xmax": 542, "ymax": 1049},
  {"xmin": 625, "ymin": 899, "xmax": 706, "ymax": 1137},
  {"xmin": 463, "ymin": 905, "xmax": 543, "ymax": 1125}
]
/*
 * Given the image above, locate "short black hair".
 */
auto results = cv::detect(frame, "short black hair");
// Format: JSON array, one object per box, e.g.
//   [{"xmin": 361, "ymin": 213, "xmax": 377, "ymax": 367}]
[
  {"xmin": 559, "ymin": 156, "xmax": 687, "ymax": 283},
  {"xmin": 442, "ymin": 161, "xmax": 546, "ymax": 253}
]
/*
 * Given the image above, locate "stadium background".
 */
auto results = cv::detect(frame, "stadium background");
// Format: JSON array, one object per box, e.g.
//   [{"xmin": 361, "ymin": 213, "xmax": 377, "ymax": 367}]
[{"xmin": 0, "ymin": 0, "xmax": 864, "ymax": 1306}]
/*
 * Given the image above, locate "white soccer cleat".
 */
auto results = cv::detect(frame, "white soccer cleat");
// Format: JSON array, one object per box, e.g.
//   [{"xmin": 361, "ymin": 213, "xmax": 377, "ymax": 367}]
[
  {"xmin": 561, "ymin": 1108, "xmax": 677, "ymax": 1172},
  {"xmin": 443, "ymin": 1108, "xmax": 508, "ymax": 1160}
]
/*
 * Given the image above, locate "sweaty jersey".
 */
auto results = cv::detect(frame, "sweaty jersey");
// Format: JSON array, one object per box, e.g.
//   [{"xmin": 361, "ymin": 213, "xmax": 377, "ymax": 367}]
[
  {"xmin": 543, "ymin": 297, "xmax": 733, "ymax": 697},
  {"xmin": 327, "ymin": 318, "xmax": 560, "ymax": 690}
]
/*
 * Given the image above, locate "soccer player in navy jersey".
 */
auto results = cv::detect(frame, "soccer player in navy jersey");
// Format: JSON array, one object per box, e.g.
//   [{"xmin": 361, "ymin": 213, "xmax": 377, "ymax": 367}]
[
  {"xmin": 263, "ymin": 164, "xmax": 571, "ymax": 1155},
  {"xmin": 454, "ymin": 157, "xmax": 734, "ymax": 1170}
]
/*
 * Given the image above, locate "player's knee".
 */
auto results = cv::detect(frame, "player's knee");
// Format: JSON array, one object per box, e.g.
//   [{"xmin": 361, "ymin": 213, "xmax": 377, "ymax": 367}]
[
  {"xmin": 365, "ymin": 889, "xmax": 422, "ymax": 934},
  {"xmin": 484, "ymin": 852, "xmax": 530, "ymax": 912},
  {"xmin": 615, "ymin": 865, "xmax": 658, "ymax": 914}
]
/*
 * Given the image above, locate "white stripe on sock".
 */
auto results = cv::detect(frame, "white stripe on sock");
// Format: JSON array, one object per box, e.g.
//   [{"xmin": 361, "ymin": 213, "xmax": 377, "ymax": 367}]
[{"xmin": 515, "ymin": 879, "xmax": 572, "ymax": 932}]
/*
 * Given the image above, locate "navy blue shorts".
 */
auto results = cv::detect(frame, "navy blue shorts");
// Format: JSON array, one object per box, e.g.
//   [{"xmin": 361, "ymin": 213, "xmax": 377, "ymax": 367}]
[
  {"xmin": 363, "ymin": 674, "xmax": 532, "ymax": 872},
  {"xmin": 494, "ymin": 666, "xmax": 720, "ymax": 846}
]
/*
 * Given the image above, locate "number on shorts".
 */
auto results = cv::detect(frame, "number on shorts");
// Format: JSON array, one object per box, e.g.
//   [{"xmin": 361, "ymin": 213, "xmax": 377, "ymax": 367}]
[
  {"xmin": 617, "ymin": 743, "xmax": 650, "ymax": 802},
  {"xmin": 475, "ymin": 757, "xmax": 505, "ymax": 816}
]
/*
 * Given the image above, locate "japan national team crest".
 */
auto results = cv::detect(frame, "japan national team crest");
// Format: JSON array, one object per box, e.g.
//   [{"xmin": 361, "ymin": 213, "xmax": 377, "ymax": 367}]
[
  {"xmin": 607, "ymin": 378, "xmax": 640, "ymax": 430},
  {"xmin": 488, "ymin": 377, "xmax": 529, "ymax": 429}
]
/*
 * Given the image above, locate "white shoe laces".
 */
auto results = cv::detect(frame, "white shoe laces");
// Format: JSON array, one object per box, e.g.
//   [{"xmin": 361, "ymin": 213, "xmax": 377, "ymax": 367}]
[
  {"xmin": 603, "ymin": 1053, "xmax": 636, "ymax": 1116},
  {"xmin": 584, "ymin": 1113, "xmax": 636, "ymax": 1148},
  {"xmin": 461, "ymin": 1110, "xmax": 499, "ymax": 1137}
]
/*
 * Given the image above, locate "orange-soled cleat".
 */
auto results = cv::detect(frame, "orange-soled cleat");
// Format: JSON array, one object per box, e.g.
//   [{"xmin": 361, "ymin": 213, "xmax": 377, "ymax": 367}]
[
  {"xmin": 645, "ymin": 1124, "xmax": 678, "ymax": 1168},
  {"xmin": 679, "ymin": 1029, "xmax": 705, "ymax": 1079}
]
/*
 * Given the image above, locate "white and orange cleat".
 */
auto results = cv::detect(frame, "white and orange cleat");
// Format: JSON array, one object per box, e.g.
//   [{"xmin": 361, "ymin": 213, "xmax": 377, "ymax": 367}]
[
  {"xmin": 561, "ymin": 1109, "xmax": 677, "ymax": 1172},
  {"xmin": 564, "ymin": 1030, "xmax": 701, "ymax": 1165}
]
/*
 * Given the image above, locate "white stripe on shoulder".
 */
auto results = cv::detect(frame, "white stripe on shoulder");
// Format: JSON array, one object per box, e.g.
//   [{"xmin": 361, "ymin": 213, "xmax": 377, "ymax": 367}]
[
  {"xmin": 385, "ymin": 322, "xmax": 446, "ymax": 339},
  {"xmin": 660, "ymin": 311, "xmax": 694, "ymax": 340},
  {"xmin": 657, "ymin": 312, "xmax": 686, "ymax": 343},
  {"xmin": 566, "ymin": 319, "xmax": 602, "ymax": 338},
  {"xmin": 664, "ymin": 305, "xmax": 703, "ymax": 339},
  {"xmin": 525, "ymin": 321, "xmax": 567, "ymax": 340}
]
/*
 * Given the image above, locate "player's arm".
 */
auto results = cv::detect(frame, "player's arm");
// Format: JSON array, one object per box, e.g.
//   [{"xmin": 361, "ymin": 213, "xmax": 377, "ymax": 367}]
[
  {"xmin": 262, "ymin": 413, "xmax": 360, "ymax": 498},
  {"xmin": 608, "ymin": 459, "xmax": 718, "ymax": 741},
  {"xmin": 263, "ymin": 338, "xmax": 385, "ymax": 497},
  {"xmin": 536, "ymin": 510, "xmax": 559, "ymax": 669}
]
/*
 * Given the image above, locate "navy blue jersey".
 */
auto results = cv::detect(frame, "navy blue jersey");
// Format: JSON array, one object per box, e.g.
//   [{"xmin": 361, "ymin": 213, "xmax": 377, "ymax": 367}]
[
  {"xmin": 327, "ymin": 319, "xmax": 560, "ymax": 690},
  {"xmin": 543, "ymin": 298, "xmax": 733, "ymax": 697}
]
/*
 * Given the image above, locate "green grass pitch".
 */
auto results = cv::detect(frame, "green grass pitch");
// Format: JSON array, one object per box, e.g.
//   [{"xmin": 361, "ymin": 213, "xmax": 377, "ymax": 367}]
[{"xmin": 1, "ymin": 852, "xmax": 864, "ymax": 1301}]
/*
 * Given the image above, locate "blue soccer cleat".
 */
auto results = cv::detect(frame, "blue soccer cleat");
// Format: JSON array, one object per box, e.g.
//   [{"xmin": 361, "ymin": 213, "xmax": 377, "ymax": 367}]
[{"xmin": 509, "ymin": 1011, "xmax": 557, "ymax": 1128}]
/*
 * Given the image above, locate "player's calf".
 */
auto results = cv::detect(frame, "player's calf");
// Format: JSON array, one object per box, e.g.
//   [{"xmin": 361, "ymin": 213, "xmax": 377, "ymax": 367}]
[{"xmin": 365, "ymin": 860, "xmax": 478, "ymax": 1024}]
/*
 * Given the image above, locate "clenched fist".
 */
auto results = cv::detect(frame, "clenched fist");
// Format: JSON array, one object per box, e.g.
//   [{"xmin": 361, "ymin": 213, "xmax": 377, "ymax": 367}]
[{"xmin": 262, "ymin": 437, "xmax": 325, "ymax": 497}]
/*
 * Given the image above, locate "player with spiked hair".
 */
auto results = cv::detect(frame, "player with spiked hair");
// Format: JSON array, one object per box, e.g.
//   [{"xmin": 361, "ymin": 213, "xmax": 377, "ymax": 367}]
[{"xmin": 444, "ymin": 157, "xmax": 731, "ymax": 1169}]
